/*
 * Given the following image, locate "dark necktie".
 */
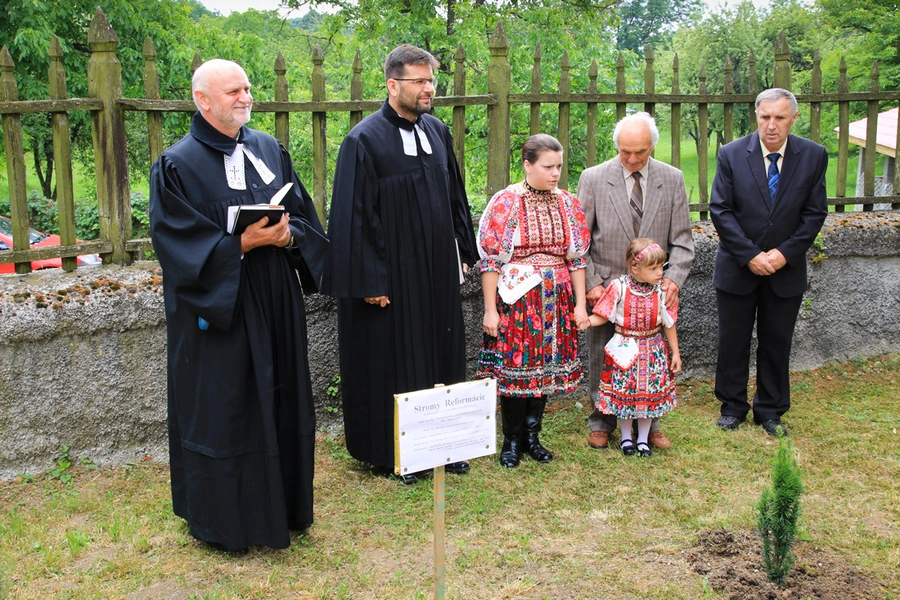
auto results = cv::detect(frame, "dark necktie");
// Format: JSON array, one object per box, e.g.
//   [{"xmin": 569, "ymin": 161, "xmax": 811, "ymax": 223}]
[
  {"xmin": 767, "ymin": 152, "xmax": 780, "ymax": 205},
  {"xmin": 630, "ymin": 171, "xmax": 643, "ymax": 236}
]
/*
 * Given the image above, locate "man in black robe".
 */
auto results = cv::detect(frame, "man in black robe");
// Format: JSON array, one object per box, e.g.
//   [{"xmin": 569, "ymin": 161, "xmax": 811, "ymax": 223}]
[
  {"xmin": 149, "ymin": 59, "xmax": 327, "ymax": 550},
  {"xmin": 321, "ymin": 45, "xmax": 477, "ymax": 484}
]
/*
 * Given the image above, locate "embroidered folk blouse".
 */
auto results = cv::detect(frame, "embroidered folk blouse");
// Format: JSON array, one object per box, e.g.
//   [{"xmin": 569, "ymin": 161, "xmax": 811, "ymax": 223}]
[{"xmin": 477, "ymin": 182, "xmax": 590, "ymax": 302}]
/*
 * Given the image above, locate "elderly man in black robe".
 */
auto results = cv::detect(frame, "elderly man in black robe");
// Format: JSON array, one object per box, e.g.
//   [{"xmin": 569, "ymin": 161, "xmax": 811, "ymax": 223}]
[
  {"xmin": 322, "ymin": 45, "xmax": 477, "ymax": 484},
  {"xmin": 149, "ymin": 59, "xmax": 327, "ymax": 550}
]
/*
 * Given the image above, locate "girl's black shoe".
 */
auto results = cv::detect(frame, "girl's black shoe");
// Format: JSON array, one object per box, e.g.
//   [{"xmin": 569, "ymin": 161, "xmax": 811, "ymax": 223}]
[
  {"xmin": 621, "ymin": 439, "xmax": 636, "ymax": 456},
  {"xmin": 636, "ymin": 442, "xmax": 652, "ymax": 458}
]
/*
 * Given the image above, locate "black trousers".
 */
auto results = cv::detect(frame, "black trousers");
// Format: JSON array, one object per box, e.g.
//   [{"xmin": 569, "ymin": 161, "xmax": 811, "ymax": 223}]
[{"xmin": 714, "ymin": 280, "xmax": 804, "ymax": 423}]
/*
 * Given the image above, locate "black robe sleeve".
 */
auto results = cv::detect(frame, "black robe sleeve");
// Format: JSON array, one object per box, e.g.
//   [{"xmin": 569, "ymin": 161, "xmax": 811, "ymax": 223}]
[
  {"xmin": 320, "ymin": 134, "xmax": 389, "ymax": 298},
  {"xmin": 149, "ymin": 155, "xmax": 243, "ymax": 331},
  {"xmin": 277, "ymin": 144, "xmax": 329, "ymax": 293}
]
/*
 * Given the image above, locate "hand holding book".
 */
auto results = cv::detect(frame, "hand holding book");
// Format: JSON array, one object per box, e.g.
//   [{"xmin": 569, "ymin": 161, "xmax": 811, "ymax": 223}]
[{"xmin": 226, "ymin": 182, "xmax": 294, "ymax": 235}]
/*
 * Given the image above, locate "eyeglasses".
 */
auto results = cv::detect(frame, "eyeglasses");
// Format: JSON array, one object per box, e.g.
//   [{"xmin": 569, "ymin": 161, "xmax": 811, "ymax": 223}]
[{"xmin": 392, "ymin": 78, "xmax": 437, "ymax": 87}]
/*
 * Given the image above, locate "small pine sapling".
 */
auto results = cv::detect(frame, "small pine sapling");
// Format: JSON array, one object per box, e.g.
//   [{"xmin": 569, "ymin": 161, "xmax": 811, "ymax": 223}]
[{"xmin": 755, "ymin": 433, "xmax": 803, "ymax": 584}]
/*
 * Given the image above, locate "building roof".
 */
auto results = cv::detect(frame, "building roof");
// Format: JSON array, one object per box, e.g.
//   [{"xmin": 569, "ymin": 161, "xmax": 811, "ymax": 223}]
[{"xmin": 835, "ymin": 107, "xmax": 897, "ymax": 158}]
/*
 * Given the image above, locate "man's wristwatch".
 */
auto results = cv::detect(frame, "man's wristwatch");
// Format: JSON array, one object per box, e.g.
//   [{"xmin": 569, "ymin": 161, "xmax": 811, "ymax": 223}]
[{"xmin": 287, "ymin": 234, "xmax": 295, "ymax": 248}]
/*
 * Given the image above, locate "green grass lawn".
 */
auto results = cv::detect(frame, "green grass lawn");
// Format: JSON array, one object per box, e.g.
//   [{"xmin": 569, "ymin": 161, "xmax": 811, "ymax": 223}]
[{"xmin": 1, "ymin": 354, "xmax": 898, "ymax": 599}]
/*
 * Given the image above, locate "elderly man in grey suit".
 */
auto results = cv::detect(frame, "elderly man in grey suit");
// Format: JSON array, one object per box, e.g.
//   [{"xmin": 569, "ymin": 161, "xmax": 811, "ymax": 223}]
[{"xmin": 577, "ymin": 112, "xmax": 695, "ymax": 450}]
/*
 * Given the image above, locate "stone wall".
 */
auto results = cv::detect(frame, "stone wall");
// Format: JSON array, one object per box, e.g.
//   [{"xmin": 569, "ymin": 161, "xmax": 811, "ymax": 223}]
[{"xmin": 1, "ymin": 212, "xmax": 898, "ymax": 478}]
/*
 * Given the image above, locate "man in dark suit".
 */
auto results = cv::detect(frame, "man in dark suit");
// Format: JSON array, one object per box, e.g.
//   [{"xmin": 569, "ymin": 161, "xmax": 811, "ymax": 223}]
[{"xmin": 710, "ymin": 88, "xmax": 828, "ymax": 436}]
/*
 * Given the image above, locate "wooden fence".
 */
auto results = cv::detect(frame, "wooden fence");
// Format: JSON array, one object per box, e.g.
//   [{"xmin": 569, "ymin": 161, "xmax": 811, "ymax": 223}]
[{"xmin": 1, "ymin": 8, "xmax": 899, "ymax": 273}]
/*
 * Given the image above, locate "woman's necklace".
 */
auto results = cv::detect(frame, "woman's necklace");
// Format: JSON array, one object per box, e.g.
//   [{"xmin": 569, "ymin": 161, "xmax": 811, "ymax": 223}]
[{"xmin": 523, "ymin": 179, "xmax": 554, "ymax": 197}]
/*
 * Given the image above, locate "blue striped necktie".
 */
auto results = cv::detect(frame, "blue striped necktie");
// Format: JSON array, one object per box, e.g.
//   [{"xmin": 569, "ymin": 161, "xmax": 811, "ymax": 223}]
[{"xmin": 767, "ymin": 153, "xmax": 780, "ymax": 205}]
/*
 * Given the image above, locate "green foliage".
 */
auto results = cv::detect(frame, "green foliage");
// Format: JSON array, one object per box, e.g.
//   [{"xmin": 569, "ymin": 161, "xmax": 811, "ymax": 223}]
[
  {"xmin": 48, "ymin": 445, "xmax": 73, "ymax": 487},
  {"xmin": 325, "ymin": 374, "xmax": 342, "ymax": 413},
  {"xmin": 755, "ymin": 433, "xmax": 803, "ymax": 584},
  {"xmin": 817, "ymin": 0, "xmax": 900, "ymax": 91},
  {"xmin": 615, "ymin": 0, "xmax": 703, "ymax": 55},
  {"xmin": 0, "ymin": 0, "xmax": 274, "ymax": 193},
  {"xmin": 656, "ymin": 0, "xmax": 828, "ymax": 150},
  {"xmin": 811, "ymin": 231, "xmax": 826, "ymax": 263},
  {"xmin": 0, "ymin": 192, "xmax": 151, "ymax": 241}
]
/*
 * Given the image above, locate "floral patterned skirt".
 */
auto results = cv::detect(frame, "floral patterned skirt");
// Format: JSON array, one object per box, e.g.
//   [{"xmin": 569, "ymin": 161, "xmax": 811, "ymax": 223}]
[
  {"xmin": 477, "ymin": 266, "xmax": 582, "ymax": 397},
  {"xmin": 595, "ymin": 331, "xmax": 676, "ymax": 419}
]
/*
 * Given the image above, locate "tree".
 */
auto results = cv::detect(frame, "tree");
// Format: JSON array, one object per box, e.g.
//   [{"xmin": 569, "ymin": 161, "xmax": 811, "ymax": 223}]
[
  {"xmin": 816, "ymin": 0, "xmax": 900, "ymax": 91},
  {"xmin": 0, "ymin": 1, "xmax": 199, "ymax": 197},
  {"xmin": 276, "ymin": 0, "xmax": 629, "ymax": 197},
  {"xmin": 657, "ymin": 0, "xmax": 824, "ymax": 154},
  {"xmin": 614, "ymin": 0, "xmax": 703, "ymax": 55},
  {"xmin": 0, "ymin": 0, "xmax": 279, "ymax": 198}
]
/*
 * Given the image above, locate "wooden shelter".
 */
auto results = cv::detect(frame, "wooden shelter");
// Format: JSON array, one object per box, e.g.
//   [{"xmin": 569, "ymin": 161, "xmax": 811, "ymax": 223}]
[{"xmin": 836, "ymin": 107, "xmax": 897, "ymax": 197}]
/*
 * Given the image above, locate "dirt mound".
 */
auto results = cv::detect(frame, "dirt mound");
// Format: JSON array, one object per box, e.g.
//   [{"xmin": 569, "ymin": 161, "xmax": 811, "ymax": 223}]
[{"xmin": 687, "ymin": 529, "xmax": 886, "ymax": 600}]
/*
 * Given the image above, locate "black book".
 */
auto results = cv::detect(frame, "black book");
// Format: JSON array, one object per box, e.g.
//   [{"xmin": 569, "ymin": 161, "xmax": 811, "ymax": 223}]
[{"xmin": 226, "ymin": 182, "xmax": 293, "ymax": 235}]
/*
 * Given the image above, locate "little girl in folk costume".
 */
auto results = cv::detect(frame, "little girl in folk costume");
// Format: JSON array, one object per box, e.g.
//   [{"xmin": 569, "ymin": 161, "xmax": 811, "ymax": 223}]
[{"xmin": 582, "ymin": 238, "xmax": 682, "ymax": 457}]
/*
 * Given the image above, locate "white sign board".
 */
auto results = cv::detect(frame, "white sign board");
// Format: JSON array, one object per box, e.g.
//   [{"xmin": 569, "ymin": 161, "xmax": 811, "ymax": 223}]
[{"xmin": 394, "ymin": 379, "xmax": 497, "ymax": 475}]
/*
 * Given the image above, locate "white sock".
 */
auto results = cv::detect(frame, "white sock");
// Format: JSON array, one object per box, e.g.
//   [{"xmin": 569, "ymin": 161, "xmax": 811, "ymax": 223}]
[
  {"xmin": 619, "ymin": 419, "xmax": 633, "ymax": 443},
  {"xmin": 637, "ymin": 418, "xmax": 651, "ymax": 446}
]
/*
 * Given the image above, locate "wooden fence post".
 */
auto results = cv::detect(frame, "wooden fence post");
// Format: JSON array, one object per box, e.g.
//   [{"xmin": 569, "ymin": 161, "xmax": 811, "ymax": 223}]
[
  {"xmin": 87, "ymin": 8, "xmax": 132, "ymax": 264},
  {"xmin": 557, "ymin": 52, "xmax": 570, "ymax": 190},
  {"xmin": 671, "ymin": 54, "xmax": 681, "ymax": 170},
  {"xmin": 723, "ymin": 56, "xmax": 734, "ymax": 145},
  {"xmin": 863, "ymin": 61, "xmax": 879, "ymax": 211},
  {"xmin": 809, "ymin": 50, "xmax": 822, "ymax": 144},
  {"xmin": 530, "ymin": 43, "xmax": 541, "ymax": 136},
  {"xmin": 143, "ymin": 37, "xmax": 164, "ymax": 166},
  {"xmin": 748, "ymin": 50, "xmax": 758, "ymax": 133},
  {"xmin": 643, "ymin": 44, "xmax": 655, "ymax": 118},
  {"xmin": 452, "ymin": 44, "xmax": 466, "ymax": 184},
  {"xmin": 895, "ymin": 99, "xmax": 900, "ymax": 209},
  {"xmin": 486, "ymin": 22, "xmax": 510, "ymax": 200},
  {"xmin": 275, "ymin": 52, "xmax": 290, "ymax": 149},
  {"xmin": 586, "ymin": 59, "xmax": 598, "ymax": 168},
  {"xmin": 311, "ymin": 45, "xmax": 327, "ymax": 224},
  {"xmin": 49, "ymin": 36, "xmax": 77, "ymax": 271},
  {"xmin": 835, "ymin": 57, "xmax": 849, "ymax": 212},
  {"xmin": 350, "ymin": 51, "xmax": 363, "ymax": 130},
  {"xmin": 615, "ymin": 52, "xmax": 626, "ymax": 123},
  {"xmin": 773, "ymin": 31, "xmax": 791, "ymax": 91},
  {"xmin": 0, "ymin": 46, "xmax": 30, "ymax": 273},
  {"xmin": 698, "ymin": 64, "xmax": 709, "ymax": 214}
]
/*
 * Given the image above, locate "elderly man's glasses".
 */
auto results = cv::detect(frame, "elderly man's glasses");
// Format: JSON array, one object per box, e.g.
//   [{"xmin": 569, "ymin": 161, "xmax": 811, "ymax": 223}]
[{"xmin": 392, "ymin": 77, "xmax": 437, "ymax": 87}]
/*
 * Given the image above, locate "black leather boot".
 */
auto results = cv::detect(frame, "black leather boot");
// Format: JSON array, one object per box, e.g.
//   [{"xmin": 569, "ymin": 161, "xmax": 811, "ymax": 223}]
[
  {"xmin": 499, "ymin": 396, "xmax": 525, "ymax": 468},
  {"xmin": 524, "ymin": 397, "xmax": 553, "ymax": 462}
]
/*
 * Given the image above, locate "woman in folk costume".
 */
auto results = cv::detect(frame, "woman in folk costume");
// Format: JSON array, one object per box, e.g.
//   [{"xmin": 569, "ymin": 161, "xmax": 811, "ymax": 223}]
[
  {"xmin": 477, "ymin": 134, "xmax": 591, "ymax": 468},
  {"xmin": 581, "ymin": 238, "xmax": 682, "ymax": 457}
]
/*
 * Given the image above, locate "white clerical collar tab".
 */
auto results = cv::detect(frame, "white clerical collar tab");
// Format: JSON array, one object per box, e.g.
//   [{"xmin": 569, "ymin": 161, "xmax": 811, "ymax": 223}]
[
  {"xmin": 415, "ymin": 124, "xmax": 432, "ymax": 154},
  {"xmin": 242, "ymin": 145, "xmax": 276, "ymax": 185},
  {"xmin": 224, "ymin": 145, "xmax": 246, "ymax": 190},
  {"xmin": 398, "ymin": 124, "xmax": 433, "ymax": 157},
  {"xmin": 399, "ymin": 128, "xmax": 417, "ymax": 156},
  {"xmin": 223, "ymin": 144, "xmax": 276, "ymax": 190}
]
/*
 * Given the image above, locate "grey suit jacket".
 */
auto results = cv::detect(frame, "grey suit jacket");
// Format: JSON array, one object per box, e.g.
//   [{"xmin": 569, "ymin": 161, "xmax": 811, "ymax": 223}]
[
  {"xmin": 577, "ymin": 156, "xmax": 695, "ymax": 389},
  {"xmin": 578, "ymin": 156, "xmax": 694, "ymax": 292}
]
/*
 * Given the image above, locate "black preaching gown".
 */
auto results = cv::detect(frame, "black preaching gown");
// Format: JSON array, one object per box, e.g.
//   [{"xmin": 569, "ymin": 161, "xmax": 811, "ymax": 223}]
[
  {"xmin": 149, "ymin": 113, "xmax": 328, "ymax": 550},
  {"xmin": 321, "ymin": 101, "xmax": 476, "ymax": 471}
]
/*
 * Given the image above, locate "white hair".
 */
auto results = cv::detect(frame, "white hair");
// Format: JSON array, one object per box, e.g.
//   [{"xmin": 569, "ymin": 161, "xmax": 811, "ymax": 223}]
[
  {"xmin": 755, "ymin": 88, "xmax": 798, "ymax": 115},
  {"xmin": 612, "ymin": 112, "xmax": 660, "ymax": 149}
]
